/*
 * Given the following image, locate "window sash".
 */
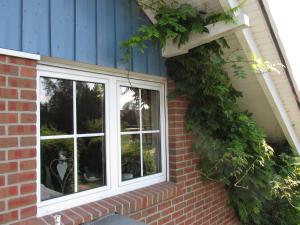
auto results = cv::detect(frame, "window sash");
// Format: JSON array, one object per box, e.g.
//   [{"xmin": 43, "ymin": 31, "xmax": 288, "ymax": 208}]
[{"xmin": 39, "ymin": 77, "xmax": 107, "ymax": 199}]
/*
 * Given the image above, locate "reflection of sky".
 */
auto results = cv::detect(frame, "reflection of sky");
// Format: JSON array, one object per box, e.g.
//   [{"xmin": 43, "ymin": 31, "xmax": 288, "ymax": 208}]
[
  {"xmin": 120, "ymin": 87, "xmax": 151, "ymax": 110},
  {"xmin": 120, "ymin": 87, "xmax": 136, "ymax": 110}
]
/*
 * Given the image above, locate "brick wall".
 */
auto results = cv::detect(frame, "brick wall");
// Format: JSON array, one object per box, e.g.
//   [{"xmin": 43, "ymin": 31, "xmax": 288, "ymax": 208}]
[
  {"xmin": 0, "ymin": 54, "xmax": 239, "ymax": 225},
  {"xmin": 0, "ymin": 55, "xmax": 37, "ymax": 224}
]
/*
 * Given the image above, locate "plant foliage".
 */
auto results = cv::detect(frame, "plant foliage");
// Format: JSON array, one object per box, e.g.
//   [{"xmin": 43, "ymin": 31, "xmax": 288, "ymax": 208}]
[{"xmin": 123, "ymin": 1, "xmax": 300, "ymax": 224}]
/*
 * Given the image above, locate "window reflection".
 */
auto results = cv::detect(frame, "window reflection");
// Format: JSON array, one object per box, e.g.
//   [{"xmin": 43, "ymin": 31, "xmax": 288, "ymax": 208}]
[
  {"xmin": 143, "ymin": 133, "xmax": 161, "ymax": 176},
  {"xmin": 121, "ymin": 134, "xmax": 141, "ymax": 181},
  {"xmin": 77, "ymin": 82, "xmax": 105, "ymax": 134},
  {"xmin": 141, "ymin": 89, "xmax": 160, "ymax": 130},
  {"xmin": 120, "ymin": 87, "xmax": 140, "ymax": 132},
  {"xmin": 78, "ymin": 137, "xmax": 106, "ymax": 191},
  {"xmin": 41, "ymin": 139, "xmax": 74, "ymax": 201},
  {"xmin": 40, "ymin": 78, "xmax": 73, "ymax": 135}
]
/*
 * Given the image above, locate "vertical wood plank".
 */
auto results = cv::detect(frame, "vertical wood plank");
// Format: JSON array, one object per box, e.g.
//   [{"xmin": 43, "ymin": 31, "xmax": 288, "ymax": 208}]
[
  {"xmin": 75, "ymin": 0, "xmax": 97, "ymax": 64},
  {"xmin": 115, "ymin": 0, "xmax": 132, "ymax": 70},
  {"xmin": 147, "ymin": 43, "xmax": 161, "ymax": 76},
  {"xmin": 131, "ymin": 1, "xmax": 147, "ymax": 74},
  {"xmin": 50, "ymin": 0, "xmax": 75, "ymax": 60},
  {"xmin": 97, "ymin": 0, "xmax": 116, "ymax": 68},
  {"xmin": 23, "ymin": 0, "xmax": 50, "ymax": 55},
  {"xmin": 160, "ymin": 57, "xmax": 167, "ymax": 77},
  {"xmin": 0, "ymin": 0, "xmax": 22, "ymax": 51}
]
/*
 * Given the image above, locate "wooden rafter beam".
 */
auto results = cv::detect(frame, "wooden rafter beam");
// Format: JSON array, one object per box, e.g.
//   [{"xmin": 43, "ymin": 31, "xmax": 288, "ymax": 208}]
[
  {"xmin": 140, "ymin": 3, "xmax": 250, "ymax": 58},
  {"xmin": 162, "ymin": 14, "xmax": 250, "ymax": 57}
]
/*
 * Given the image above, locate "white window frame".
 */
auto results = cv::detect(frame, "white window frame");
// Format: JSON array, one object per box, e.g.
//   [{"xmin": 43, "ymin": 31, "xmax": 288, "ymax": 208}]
[{"xmin": 36, "ymin": 64, "xmax": 168, "ymax": 217}]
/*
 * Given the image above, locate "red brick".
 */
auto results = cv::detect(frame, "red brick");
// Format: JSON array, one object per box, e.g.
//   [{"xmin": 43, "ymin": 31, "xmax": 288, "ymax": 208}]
[
  {"xmin": 20, "ymin": 136, "xmax": 36, "ymax": 146},
  {"xmin": 0, "ymin": 126, "xmax": 5, "ymax": 135},
  {"xmin": 0, "ymin": 201, "xmax": 4, "ymax": 212},
  {"xmin": 8, "ymin": 195, "xmax": 36, "ymax": 209},
  {"xmin": 8, "ymin": 125, "xmax": 36, "ymax": 135},
  {"xmin": 0, "ymin": 186, "xmax": 18, "ymax": 199},
  {"xmin": 20, "ymin": 206, "xmax": 37, "ymax": 219},
  {"xmin": 8, "ymin": 77, "xmax": 36, "ymax": 89},
  {"xmin": 0, "ymin": 162, "xmax": 18, "ymax": 173},
  {"xmin": 0, "ymin": 137, "xmax": 18, "ymax": 148},
  {"xmin": 9, "ymin": 57, "xmax": 36, "ymax": 67},
  {"xmin": 0, "ymin": 101, "xmax": 5, "ymax": 110},
  {"xmin": 20, "ymin": 67, "xmax": 36, "ymax": 78},
  {"xmin": 0, "ymin": 176, "xmax": 4, "ymax": 186},
  {"xmin": 20, "ymin": 160, "xmax": 36, "ymax": 171},
  {"xmin": 8, "ymin": 148, "xmax": 36, "ymax": 160},
  {"xmin": 0, "ymin": 113, "xmax": 18, "ymax": 123},
  {"xmin": 0, "ymin": 55, "xmax": 6, "ymax": 62},
  {"xmin": 0, "ymin": 76, "xmax": 5, "ymax": 86},
  {"xmin": 0, "ymin": 210, "xmax": 18, "ymax": 224},
  {"xmin": 8, "ymin": 171, "xmax": 36, "ymax": 185},
  {"xmin": 20, "ymin": 90, "xmax": 36, "ymax": 100},
  {"xmin": 20, "ymin": 113, "xmax": 36, "ymax": 123},
  {"xmin": 0, "ymin": 64, "xmax": 19, "ymax": 76},
  {"xmin": 0, "ymin": 151, "xmax": 5, "ymax": 161},
  {"xmin": 0, "ymin": 88, "xmax": 18, "ymax": 99},
  {"xmin": 8, "ymin": 101, "xmax": 36, "ymax": 111},
  {"xmin": 20, "ymin": 183, "xmax": 36, "ymax": 194}
]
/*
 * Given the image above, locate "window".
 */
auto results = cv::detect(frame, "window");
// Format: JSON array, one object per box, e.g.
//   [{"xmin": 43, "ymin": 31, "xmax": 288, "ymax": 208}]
[
  {"xmin": 37, "ymin": 65, "xmax": 167, "ymax": 216},
  {"xmin": 120, "ymin": 87, "xmax": 161, "ymax": 181},
  {"xmin": 39, "ymin": 77, "xmax": 106, "ymax": 201}
]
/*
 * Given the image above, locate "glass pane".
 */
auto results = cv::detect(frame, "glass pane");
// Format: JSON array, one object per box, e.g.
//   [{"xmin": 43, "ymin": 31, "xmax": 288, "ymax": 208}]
[
  {"xmin": 77, "ymin": 137, "xmax": 106, "ymax": 191},
  {"xmin": 143, "ymin": 133, "xmax": 161, "ymax": 176},
  {"xmin": 120, "ymin": 87, "xmax": 140, "ymax": 132},
  {"xmin": 40, "ymin": 139, "xmax": 74, "ymax": 201},
  {"xmin": 121, "ymin": 134, "xmax": 141, "ymax": 181},
  {"xmin": 77, "ymin": 82, "xmax": 105, "ymax": 134},
  {"xmin": 141, "ymin": 89, "xmax": 160, "ymax": 130},
  {"xmin": 40, "ymin": 77, "xmax": 73, "ymax": 135}
]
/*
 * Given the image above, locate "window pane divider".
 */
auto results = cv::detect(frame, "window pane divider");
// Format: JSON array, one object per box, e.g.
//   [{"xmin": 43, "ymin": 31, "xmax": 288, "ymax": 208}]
[
  {"xmin": 73, "ymin": 81, "xmax": 78, "ymax": 193},
  {"xmin": 139, "ymin": 89, "xmax": 143, "ymax": 177},
  {"xmin": 40, "ymin": 135, "xmax": 74, "ymax": 140},
  {"xmin": 120, "ymin": 130, "xmax": 160, "ymax": 135},
  {"xmin": 76, "ymin": 133, "xmax": 105, "ymax": 138}
]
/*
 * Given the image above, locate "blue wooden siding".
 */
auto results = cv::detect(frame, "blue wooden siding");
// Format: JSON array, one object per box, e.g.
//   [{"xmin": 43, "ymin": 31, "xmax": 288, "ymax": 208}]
[{"xmin": 0, "ymin": 0, "xmax": 165, "ymax": 76}]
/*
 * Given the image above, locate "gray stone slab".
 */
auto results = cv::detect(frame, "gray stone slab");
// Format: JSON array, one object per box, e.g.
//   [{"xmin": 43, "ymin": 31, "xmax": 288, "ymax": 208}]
[{"xmin": 82, "ymin": 214, "xmax": 147, "ymax": 225}]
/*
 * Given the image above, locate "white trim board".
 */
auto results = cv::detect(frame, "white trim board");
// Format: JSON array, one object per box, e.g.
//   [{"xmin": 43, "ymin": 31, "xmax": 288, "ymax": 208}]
[
  {"xmin": 219, "ymin": 0, "xmax": 300, "ymax": 154},
  {"xmin": 0, "ymin": 48, "xmax": 40, "ymax": 60}
]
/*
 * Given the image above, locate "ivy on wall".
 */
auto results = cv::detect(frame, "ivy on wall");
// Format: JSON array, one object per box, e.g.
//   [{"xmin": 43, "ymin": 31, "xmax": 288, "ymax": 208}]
[{"xmin": 123, "ymin": 1, "xmax": 300, "ymax": 224}]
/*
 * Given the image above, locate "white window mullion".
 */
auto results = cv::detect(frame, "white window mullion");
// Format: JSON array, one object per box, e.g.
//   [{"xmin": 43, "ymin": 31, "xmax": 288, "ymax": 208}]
[
  {"xmin": 73, "ymin": 81, "xmax": 78, "ymax": 193},
  {"xmin": 139, "ymin": 89, "xmax": 143, "ymax": 177}
]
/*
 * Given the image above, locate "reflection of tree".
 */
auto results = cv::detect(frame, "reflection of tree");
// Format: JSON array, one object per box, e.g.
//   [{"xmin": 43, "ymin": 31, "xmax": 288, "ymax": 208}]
[
  {"xmin": 77, "ymin": 137, "xmax": 105, "ymax": 187},
  {"xmin": 121, "ymin": 134, "xmax": 158, "ymax": 179},
  {"xmin": 40, "ymin": 78, "xmax": 105, "ymax": 135},
  {"xmin": 41, "ymin": 127, "xmax": 74, "ymax": 196},
  {"xmin": 40, "ymin": 78, "xmax": 106, "ymax": 198},
  {"xmin": 77, "ymin": 82, "xmax": 105, "ymax": 133},
  {"xmin": 41, "ymin": 78, "xmax": 73, "ymax": 134},
  {"xmin": 120, "ymin": 87, "xmax": 159, "ymax": 131}
]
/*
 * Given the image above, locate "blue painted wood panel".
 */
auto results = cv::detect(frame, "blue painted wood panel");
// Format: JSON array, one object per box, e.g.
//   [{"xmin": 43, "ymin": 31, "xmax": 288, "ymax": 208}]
[
  {"xmin": 0, "ymin": 0, "xmax": 22, "ymax": 51},
  {"xmin": 97, "ymin": 0, "xmax": 116, "ymax": 68},
  {"xmin": 0, "ymin": 0, "xmax": 165, "ymax": 76}
]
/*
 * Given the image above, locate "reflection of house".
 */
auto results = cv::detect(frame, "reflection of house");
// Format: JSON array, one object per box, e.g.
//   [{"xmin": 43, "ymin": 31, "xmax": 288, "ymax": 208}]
[{"xmin": 0, "ymin": 0, "xmax": 300, "ymax": 224}]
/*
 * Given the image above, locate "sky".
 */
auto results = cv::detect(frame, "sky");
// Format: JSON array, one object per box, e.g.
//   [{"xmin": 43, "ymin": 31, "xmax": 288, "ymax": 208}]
[{"xmin": 267, "ymin": 0, "xmax": 300, "ymax": 90}]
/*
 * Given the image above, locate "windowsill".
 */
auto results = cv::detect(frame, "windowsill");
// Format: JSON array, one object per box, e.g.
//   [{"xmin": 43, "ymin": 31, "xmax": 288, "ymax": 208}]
[{"xmin": 33, "ymin": 182, "xmax": 179, "ymax": 225}]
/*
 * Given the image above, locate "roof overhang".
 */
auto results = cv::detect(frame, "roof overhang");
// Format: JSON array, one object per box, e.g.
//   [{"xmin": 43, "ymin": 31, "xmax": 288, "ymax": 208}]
[{"xmin": 140, "ymin": 0, "xmax": 300, "ymax": 153}]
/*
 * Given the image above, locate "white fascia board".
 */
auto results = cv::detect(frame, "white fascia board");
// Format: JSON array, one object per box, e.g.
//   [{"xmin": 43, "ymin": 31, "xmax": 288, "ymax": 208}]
[
  {"xmin": 220, "ymin": 0, "xmax": 300, "ymax": 153},
  {"xmin": 0, "ymin": 48, "xmax": 40, "ymax": 60},
  {"xmin": 162, "ymin": 14, "xmax": 250, "ymax": 58}
]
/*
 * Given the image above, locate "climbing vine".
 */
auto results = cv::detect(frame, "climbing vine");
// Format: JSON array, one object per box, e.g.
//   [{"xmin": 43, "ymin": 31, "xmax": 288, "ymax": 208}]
[{"xmin": 123, "ymin": 1, "xmax": 300, "ymax": 224}]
